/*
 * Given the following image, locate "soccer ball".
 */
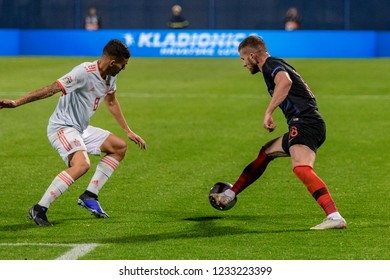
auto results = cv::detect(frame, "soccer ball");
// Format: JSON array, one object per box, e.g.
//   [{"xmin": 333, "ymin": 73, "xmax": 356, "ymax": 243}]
[{"xmin": 209, "ymin": 182, "xmax": 237, "ymax": 211}]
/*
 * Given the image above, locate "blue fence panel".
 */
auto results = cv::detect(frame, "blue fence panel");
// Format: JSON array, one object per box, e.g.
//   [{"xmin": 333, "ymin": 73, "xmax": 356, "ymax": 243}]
[
  {"xmin": 19, "ymin": 30, "xmax": 117, "ymax": 57},
  {"xmin": 377, "ymin": 32, "xmax": 390, "ymax": 57},
  {"xmin": 1, "ymin": 29, "xmax": 389, "ymax": 58},
  {"xmin": 0, "ymin": 29, "xmax": 20, "ymax": 55}
]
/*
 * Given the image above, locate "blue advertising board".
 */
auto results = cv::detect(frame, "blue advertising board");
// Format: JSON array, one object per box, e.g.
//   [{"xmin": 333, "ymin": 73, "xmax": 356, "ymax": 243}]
[
  {"xmin": 1, "ymin": 29, "xmax": 389, "ymax": 58},
  {"xmin": 0, "ymin": 29, "xmax": 20, "ymax": 55}
]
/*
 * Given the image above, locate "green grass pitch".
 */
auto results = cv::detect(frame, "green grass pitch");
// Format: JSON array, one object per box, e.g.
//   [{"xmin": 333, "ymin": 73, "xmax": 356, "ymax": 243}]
[{"xmin": 0, "ymin": 57, "xmax": 389, "ymax": 260}]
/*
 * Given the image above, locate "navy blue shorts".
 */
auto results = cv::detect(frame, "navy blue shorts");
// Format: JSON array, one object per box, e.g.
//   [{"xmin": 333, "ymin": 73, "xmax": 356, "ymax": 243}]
[{"xmin": 282, "ymin": 121, "xmax": 326, "ymax": 154}]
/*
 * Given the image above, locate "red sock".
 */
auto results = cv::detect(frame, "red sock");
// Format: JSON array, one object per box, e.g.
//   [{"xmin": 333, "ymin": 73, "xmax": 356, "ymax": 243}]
[
  {"xmin": 293, "ymin": 165, "xmax": 338, "ymax": 215},
  {"xmin": 231, "ymin": 147, "xmax": 274, "ymax": 195}
]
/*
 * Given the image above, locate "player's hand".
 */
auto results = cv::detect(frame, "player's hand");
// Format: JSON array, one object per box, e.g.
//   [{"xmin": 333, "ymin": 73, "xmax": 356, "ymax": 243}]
[
  {"xmin": 127, "ymin": 131, "xmax": 147, "ymax": 150},
  {"xmin": 0, "ymin": 99, "xmax": 17, "ymax": 109},
  {"xmin": 263, "ymin": 113, "xmax": 276, "ymax": 132}
]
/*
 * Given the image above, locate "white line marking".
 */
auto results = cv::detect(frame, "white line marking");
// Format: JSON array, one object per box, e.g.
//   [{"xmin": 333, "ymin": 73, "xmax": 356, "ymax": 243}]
[
  {"xmin": 0, "ymin": 243, "xmax": 98, "ymax": 260},
  {"xmin": 56, "ymin": 243, "xmax": 98, "ymax": 260},
  {"xmin": 0, "ymin": 91, "xmax": 262, "ymax": 99},
  {"xmin": 1, "ymin": 91, "xmax": 389, "ymax": 100}
]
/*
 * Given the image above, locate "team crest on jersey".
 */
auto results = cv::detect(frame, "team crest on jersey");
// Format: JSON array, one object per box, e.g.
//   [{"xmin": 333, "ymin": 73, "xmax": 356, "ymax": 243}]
[
  {"xmin": 62, "ymin": 76, "xmax": 73, "ymax": 85},
  {"xmin": 85, "ymin": 64, "xmax": 97, "ymax": 72},
  {"xmin": 73, "ymin": 139, "xmax": 81, "ymax": 147}
]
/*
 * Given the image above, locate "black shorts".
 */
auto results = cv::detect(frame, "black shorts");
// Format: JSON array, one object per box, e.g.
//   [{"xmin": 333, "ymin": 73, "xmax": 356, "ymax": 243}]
[{"xmin": 282, "ymin": 121, "xmax": 326, "ymax": 154}]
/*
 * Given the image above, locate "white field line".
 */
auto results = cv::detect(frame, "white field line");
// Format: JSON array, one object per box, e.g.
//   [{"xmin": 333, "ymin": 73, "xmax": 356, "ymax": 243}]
[
  {"xmin": 55, "ymin": 243, "xmax": 98, "ymax": 260},
  {"xmin": 0, "ymin": 243, "xmax": 98, "ymax": 260},
  {"xmin": 0, "ymin": 91, "xmax": 389, "ymax": 100},
  {"xmin": 0, "ymin": 91, "xmax": 262, "ymax": 99}
]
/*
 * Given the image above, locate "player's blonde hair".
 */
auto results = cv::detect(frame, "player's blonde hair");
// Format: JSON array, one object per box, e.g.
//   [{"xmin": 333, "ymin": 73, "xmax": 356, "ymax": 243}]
[{"xmin": 238, "ymin": 35, "xmax": 268, "ymax": 53}]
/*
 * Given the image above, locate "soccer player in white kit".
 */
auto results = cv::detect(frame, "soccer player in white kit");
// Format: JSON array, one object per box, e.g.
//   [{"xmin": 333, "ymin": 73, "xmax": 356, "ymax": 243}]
[{"xmin": 0, "ymin": 39, "xmax": 146, "ymax": 226}]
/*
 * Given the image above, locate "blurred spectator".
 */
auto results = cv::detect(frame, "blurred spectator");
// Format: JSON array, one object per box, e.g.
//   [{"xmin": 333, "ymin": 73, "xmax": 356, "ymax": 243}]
[
  {"xmin": 167, "ymin": 4, "xmax": 189, "ymax": 29},
  {"xmin": 85, "ymin": 7, "xmax": 101, "ymax": 30},
  {"xmin": 284, "ymin": 7, "xmax": 301, "ymax": 31}
]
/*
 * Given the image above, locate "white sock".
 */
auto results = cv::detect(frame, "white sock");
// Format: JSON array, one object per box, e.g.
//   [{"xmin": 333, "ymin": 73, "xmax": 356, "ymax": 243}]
[
  {"xmin": 38, "ymin": 171, "xmax": 74, "ymax": 208},
  {"xmin": 224, "ymin": 189, "xmax": 236, "ymax": 199},
  {"xmin": 327, "ymin": 211, "xmax": 342, "ymax": 220},
  {"xmin": 86, "ymin": 156, "xmax": 119, "ymax": 195}
]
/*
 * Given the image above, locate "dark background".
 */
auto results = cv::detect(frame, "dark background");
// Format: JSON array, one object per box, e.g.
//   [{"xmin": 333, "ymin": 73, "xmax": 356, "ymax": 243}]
[{"xmin": 0, "ymin": 0, "xmax": 388, "ymax": 30}]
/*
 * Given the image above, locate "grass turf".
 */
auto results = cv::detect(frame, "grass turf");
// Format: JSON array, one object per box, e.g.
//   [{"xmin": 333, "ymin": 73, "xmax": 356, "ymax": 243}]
[{"xmin": 0, "ymin": 57, "xmax": 389, "ymax": 260}]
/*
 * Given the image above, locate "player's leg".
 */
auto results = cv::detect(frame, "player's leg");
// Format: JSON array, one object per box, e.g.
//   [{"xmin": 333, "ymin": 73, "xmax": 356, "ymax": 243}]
[
  {"xmin": 290, "ymin": 144, "xmax": 346, "ymax": 230},
  {"xmin": 85, "ymin": 129, "xmax": 127, "ymax": 196},
  {"xmin": 77, "ymin": 127, "xmax": 127, "ymax": 218},
  {"xmin": 36, "ymin": 150, "xmax": 89, "ymax": 206},
  {"xmin": 232, "ymin": 136, "xmax": 288, "ymax": 194},
  {"xmin": 29, "ymin": 128, "xmax": 89, "ymax": 226},
  {"xmin": 211, "ymin": 136, "xmax": 288, "ymax": 206}
]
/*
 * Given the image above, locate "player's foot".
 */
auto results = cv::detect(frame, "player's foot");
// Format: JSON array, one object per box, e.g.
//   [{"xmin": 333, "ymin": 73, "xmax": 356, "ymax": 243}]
[
  {"xmin": 310, "ymin": 217, "xmax": 347, "ymax": 230},
  {"xmin": 77, "ymin": 191, "xmax": 109, "ymax": 218},
  {"xmin": 209, "ymin": 192, "xmax": 234, "ymax": 207},
  {"xmin": 28, "ymin": 204, "xmax": 52, "ymax": 226}
]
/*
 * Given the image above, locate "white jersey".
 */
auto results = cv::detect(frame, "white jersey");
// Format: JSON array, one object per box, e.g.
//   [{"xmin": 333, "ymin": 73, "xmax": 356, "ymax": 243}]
[{"xmin": 47, "ymin": 61, "xmax": 117, "ymax": 136}]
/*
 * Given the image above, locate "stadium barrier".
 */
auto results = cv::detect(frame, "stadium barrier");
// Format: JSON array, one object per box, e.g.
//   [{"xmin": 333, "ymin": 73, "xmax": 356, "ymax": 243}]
[{"xmin": 0, "ymin": 29, "xmax": 389, "ymax": 58}]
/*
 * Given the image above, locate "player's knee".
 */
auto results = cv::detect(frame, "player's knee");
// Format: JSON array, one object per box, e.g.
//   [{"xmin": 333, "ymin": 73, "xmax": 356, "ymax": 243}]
[
  {"xmin": 261, "ymin": 146, "xmax": 275, "ymax": 160},
  {"xmin": 69, "ymin": 158, "xmax": 90, "ymax": 176},
  {"xmin": 261, "ymin": 137, "xmax": 285, "ymax": 158},
  {"xmin": 261, "ymin": 146, "xmax": 270, "ymax": 156},
  {"xmin": 115, "ymin": 138, "xmax": 128, "ymax": 158},
  {"xmin": 78, "ymin": 160, "xmax": 91, "ymax": 174}
]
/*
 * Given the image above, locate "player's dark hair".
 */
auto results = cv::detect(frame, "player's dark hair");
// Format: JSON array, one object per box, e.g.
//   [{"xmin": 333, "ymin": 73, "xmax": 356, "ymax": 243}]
[
  {"xmin": 238, "ymin": 35, "xmax": 267, "ymax": 52},
  {"xmin": 103, "ymin": 39, "xmax": 131, "ymax": 61}
]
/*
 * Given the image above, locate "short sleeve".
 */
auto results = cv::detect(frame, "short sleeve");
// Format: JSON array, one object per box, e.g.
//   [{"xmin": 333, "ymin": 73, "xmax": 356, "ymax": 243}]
[
  {"xmin": 56, "ymin": 65, "xmax": 86, "ymax": 95},
  {"xmin": 270, "ymin": 65, "xmax": 286, "ymax": 79}
]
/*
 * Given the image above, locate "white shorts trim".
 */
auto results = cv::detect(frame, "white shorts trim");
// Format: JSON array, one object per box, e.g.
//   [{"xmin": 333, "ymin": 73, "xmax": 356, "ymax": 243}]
[{"xmin": 48, "ymin": 126, "xmax": 111, "ymax": 165}]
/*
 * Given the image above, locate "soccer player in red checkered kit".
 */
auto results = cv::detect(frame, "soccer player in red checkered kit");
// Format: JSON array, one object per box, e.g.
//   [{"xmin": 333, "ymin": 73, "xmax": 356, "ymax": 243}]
[
  {"xmin": 210, "ymin": 35, "xmax": 346, "ymax": 230},
  {"xmin": 0, "ymin": 39, "xmax": 146, "ymax": 226}
]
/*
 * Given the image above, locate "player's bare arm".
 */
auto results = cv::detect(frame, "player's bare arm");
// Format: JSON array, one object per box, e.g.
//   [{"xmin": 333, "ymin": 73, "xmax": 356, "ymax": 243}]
[
  {"xmin": 104, "ymin": 92, "xmax": 147, "ymax": 150},
  {"xmin": 263, "ymin": 71, "xmax": 292, "ymax": 132},
  {"xmin": 0, "ymin": 82, "xmax": 61, "ymax": 109}
]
